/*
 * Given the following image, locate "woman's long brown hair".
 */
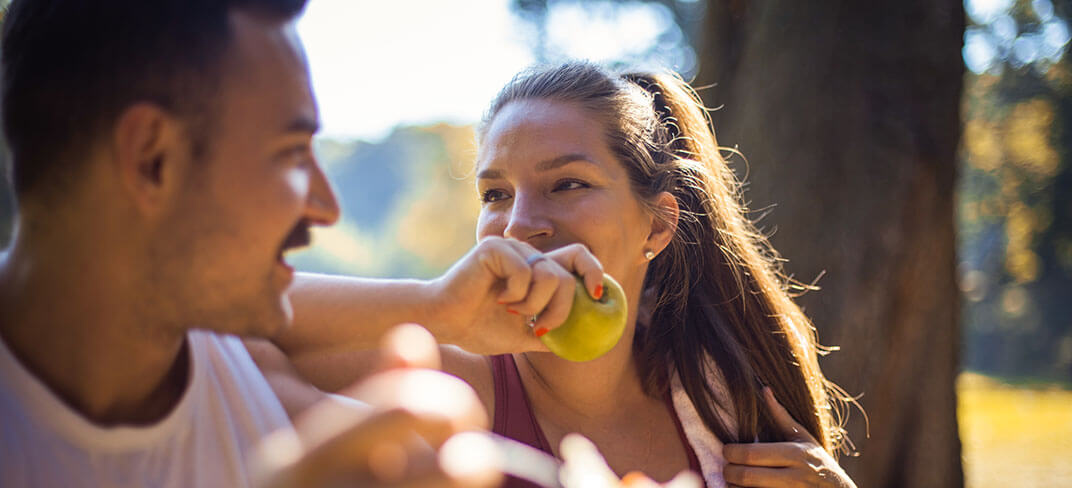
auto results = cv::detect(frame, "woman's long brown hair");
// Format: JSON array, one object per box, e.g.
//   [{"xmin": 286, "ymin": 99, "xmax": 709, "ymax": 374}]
[{"xmin": 480, "ymin": 62, "xmax": 853, "ymax": 454}]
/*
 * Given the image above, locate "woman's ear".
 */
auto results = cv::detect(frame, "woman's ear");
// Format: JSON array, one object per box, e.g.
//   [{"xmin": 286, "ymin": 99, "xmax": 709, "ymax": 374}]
[{"xmin": 645, "ymin": 191, "xmax": 680, "ymax": 259}]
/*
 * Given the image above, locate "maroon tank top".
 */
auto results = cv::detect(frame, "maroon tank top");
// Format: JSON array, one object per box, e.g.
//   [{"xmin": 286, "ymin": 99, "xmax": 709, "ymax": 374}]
[{"xmin": 489, "ymin": 354, "xmax": 705, "ymax": 488}]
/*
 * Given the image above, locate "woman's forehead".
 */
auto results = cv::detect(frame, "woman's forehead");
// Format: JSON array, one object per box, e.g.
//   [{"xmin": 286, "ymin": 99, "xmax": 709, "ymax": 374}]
[{"xmin": 477, "ymin": 99, "xmax": 610, "ymax": 168}]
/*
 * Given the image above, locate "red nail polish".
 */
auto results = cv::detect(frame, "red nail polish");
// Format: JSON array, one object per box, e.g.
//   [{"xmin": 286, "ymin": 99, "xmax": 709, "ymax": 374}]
[
  {"xmin": 594, "ymin": 284, "xmax": 604, "ymax": 300},
  {"xmin": 507, "ymin": 309, "xmax": 520, "ymax": 315},
  {"xmin": 534, "ymin": 327, "xmax": 549, "ymax": 337}
]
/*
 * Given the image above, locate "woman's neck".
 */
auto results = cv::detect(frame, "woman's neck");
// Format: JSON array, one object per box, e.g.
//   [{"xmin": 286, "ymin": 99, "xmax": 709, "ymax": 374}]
[
  {"xmin": 516, "ymin": 269, "xmax": 654, "ymax": 417},
  {"xmin": 514, "ymin": 321, "xmax": 693, "ymax": 480},
  {"xmin": 516, "ymin": 327, "xmax": 649, "ymax": 420}
]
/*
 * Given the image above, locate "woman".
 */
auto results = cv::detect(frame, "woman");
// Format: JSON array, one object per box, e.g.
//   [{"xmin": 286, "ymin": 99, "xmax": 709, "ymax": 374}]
[{"xmin": 269, "ymin": 62, "xmax": 856, "ymax": 488}]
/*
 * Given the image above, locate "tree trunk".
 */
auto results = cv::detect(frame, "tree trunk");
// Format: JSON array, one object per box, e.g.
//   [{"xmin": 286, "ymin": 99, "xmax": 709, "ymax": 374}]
[{"xmin": 696, "ymin": 2, "xmax": 965, "ymax": 486}]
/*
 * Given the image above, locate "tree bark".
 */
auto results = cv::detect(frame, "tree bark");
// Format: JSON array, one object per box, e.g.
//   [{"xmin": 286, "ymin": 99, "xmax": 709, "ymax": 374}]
[{"xmin": 695, "ymin": 2, "xmax": 965, "ymax": 486}]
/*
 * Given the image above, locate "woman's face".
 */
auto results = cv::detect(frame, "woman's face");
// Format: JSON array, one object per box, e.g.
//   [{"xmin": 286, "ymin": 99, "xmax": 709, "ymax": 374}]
[{"xmin": 475, "ymin": 98, "xmax": 656, "ymax": 291}]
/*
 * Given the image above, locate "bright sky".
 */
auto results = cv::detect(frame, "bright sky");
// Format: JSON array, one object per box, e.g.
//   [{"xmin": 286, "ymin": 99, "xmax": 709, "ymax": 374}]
[
  {"xmin": 291, "ymin": 0, "xmax": 691, "ymax": 276},
  {"xmin": 296, "ymin": 0, "xmax": 535, "ymax": 142},
  {"xmin": 296, "ymin": 0, "xmax": 689, "ymax": 142},
  {"xmin": 298, "ymin": 0, "xmax": 1071, "ymax": 135}
]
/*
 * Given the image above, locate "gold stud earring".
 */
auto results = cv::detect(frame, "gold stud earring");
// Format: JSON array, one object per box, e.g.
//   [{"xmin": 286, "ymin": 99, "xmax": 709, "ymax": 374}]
[{"xmin": 644, "ymin": 250, "xmax": 655, "ymax": 260}]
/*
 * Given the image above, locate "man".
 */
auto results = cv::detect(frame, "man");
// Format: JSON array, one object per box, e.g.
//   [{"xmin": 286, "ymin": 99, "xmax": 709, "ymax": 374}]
[{"xmin": 0, "ymin": 0, "xmax": 494, "ymax": 486}]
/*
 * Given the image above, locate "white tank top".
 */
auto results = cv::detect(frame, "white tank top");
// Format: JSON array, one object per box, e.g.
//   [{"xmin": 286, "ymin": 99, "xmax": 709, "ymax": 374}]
[{"xmin": 0, "ymin": 330, "xmax": 291, "ymax": 487}]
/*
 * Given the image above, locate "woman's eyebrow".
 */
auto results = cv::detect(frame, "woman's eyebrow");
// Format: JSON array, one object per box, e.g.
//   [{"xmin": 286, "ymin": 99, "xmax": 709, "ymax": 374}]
[
  {"xmin": 476, "ymin": 153, "xmax": 596, "ymax": 180},
  {"xmin": 535, "ymin": 154, "xmax": 596, "ymax": 172}
]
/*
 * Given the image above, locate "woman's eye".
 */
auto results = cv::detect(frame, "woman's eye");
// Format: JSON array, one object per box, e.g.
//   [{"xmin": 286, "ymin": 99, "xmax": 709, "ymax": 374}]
[
  {"xmin": 480, "ymin": 189, "xmax": 510, "ymax": 203},
  {"xmin": 553, "ymin": 180, "xmax": 589, "ymax": 192}
]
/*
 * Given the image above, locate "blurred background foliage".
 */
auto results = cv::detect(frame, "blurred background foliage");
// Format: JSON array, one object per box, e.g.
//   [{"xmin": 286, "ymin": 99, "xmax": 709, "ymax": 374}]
[
  {"xmin": 0, "ymin": 0, "xmax": 1069, "ymax": 486},
  {"xmin": 958, "ymin": 0, "xmax": 1072, "ymax": 384},
  {"xmin": 289, "ymin": 124, "xmax": 482, "ymax": 278}
]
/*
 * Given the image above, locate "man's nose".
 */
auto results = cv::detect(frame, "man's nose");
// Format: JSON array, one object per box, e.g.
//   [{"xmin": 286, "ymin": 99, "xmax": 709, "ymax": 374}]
[
  {"xmin": 304, "ymin": 161, "xmax": 341, "ymax": 226},
  {"xmin": 503, "ymin": 193, "xmax": 553, "ymax": 243}
]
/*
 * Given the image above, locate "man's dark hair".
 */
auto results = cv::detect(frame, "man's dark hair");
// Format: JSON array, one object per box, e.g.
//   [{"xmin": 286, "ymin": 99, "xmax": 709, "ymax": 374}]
[{"xmin": 1, "ymin": 0, "xmax": 308, "ymax": 199}]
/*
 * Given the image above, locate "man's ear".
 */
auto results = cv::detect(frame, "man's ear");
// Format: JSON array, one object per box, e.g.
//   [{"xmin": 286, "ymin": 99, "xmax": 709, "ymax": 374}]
[
  {"xmin": 111, "ymin": 103, "xmax": 189, "ymax": 215},
  {"xmin": 645, "ymin": 191, "xmax": 680, "ymax": 260}
]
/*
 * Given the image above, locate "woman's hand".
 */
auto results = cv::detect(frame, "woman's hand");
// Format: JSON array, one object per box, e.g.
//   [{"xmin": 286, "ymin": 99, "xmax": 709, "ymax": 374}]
[
  {"xmin": 722, "ymin": 388, "xmax": 856, "ymax": 488},
  {"xmin": 424, "ymin": 236, "xmax": 604, "ymax": 356}
]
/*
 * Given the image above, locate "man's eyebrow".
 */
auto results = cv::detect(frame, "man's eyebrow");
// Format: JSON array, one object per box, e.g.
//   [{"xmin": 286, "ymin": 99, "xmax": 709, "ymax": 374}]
[{"xmin": 285, "ymin": 116, "xmax": 320, "ymax": 134}]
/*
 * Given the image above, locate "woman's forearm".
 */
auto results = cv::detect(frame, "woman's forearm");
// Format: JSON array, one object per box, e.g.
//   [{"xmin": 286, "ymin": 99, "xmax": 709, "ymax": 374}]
[
  {"xmin": 273, "ymin": 272, "xmax": 439, "ymax": 357},
  {"xmin": 270, "ymin": 240, "xmax": 605, "ymax": 388},
  {"xmin": 270, "ymin": 272, "xmax": 451, "ymax": 392}
]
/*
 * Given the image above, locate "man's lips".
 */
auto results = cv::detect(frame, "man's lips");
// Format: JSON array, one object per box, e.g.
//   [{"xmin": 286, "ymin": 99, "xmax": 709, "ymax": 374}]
[{"xmin": 278, "ymin": 221, "xmax": 312, "ymax": 263}]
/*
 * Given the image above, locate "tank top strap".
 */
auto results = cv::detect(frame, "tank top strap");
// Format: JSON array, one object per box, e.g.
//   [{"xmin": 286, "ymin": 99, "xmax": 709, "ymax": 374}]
[
  {"xmin": 490, "ymin": 354, "xmax": 554, "ymax": 454},
  {"xmin": 490, "ymin": 354, "xmax": 554, "ymax": 488}
]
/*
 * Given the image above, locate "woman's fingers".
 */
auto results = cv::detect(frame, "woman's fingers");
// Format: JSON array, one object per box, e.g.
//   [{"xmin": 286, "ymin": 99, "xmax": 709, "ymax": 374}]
[
  {"xmin": 473, "ymin": 237, "xmax": 609, "ymax": 339},
  {"xmin": 722, "ymin": 464, "xmax": 801, "ymax": 488},
  {"xmin": 721, "ymin": 388, "xmax": 855, "ymax": 488},
  {"xmin": 473, "ymin": 238, "xmax": 533, "ymax": 305},
  {"xmin": 502, "ymin": 258, "xmax": 560, "ymax": 319},
  {"xmin": 493, "ymin": 239, "xmax": 589, "ymax": 333},
  {"xmin": 762, "ymin": 387, "xmax": 816, "ymax": 443},
  {"xmin": 722, "ymin": 442, "xmax": 808, "ymax": 468},
  {"xmin": 546, "ymin": 243, "xmax": 605, "ymax": 299},
  {"xmin": 530, "ymin": 269, "xmax": 576, "ymax": 334},
  {"xmin": 721, "ymin": 389, "xmax": 824, "ymax": 468}
]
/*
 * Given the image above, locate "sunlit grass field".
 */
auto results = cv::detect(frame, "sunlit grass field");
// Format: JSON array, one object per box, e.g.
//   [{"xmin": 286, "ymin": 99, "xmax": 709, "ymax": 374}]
[{"xmin": 958, "ymin": 372, "xmax": 1072, "ymax": 488}]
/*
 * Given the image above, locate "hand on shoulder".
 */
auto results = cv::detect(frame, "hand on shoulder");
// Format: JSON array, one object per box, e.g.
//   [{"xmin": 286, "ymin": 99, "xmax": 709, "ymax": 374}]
[{"xmin": 722, "ymin": 388, "xmax": 856, "ymax": 488}]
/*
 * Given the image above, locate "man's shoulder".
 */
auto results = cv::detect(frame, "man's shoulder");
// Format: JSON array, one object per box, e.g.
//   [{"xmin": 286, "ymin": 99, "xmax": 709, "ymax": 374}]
[
  {"xmin": 188, "ymin": 329, "xmax": 271, "ymax": 388},
  {"xmin": 186, "ymin": 329, "xmax": 292, "ymax": 429}
]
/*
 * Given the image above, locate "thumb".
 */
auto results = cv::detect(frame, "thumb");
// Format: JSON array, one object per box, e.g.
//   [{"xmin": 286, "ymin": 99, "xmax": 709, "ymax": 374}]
[{"xmin": 762, "ymin": 386, "xmax": 815, "ymax": 443}]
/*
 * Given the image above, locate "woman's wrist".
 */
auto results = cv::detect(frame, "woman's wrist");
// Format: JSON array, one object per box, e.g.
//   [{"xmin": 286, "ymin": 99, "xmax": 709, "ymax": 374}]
[{"xmin": 411, "ymin": 276, "xmax": 458, "ymax": 346}]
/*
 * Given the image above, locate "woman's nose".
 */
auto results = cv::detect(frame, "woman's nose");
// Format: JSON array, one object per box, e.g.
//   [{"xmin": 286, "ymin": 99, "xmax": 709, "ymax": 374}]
[{"xmin": 503, "ymin": 193, "xmax": 553, "ymax": 243}]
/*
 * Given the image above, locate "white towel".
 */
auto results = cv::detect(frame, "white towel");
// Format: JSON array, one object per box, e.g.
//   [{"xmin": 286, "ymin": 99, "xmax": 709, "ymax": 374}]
[{"xmin": 669, "ymin": 356, "xmax": 737, "ymax": 488}]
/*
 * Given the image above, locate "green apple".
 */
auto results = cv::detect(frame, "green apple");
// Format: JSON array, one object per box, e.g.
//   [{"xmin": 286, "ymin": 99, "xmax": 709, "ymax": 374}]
[{"xmin": 539, "ymin": 273, "xmax": 628, "ymax": 362}]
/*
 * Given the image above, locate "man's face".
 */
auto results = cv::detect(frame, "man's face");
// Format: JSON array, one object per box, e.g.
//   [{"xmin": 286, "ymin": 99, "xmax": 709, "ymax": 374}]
[{"xmin": 155, "ymin": 10, "xmax": 339, "ymax": 337}]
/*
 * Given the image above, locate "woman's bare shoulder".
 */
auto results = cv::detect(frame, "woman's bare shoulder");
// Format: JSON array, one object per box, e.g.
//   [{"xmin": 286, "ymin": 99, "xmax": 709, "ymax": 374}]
[{"xmin": 439, "ymin": 346, "xmax": 495, "ymax": 419}]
